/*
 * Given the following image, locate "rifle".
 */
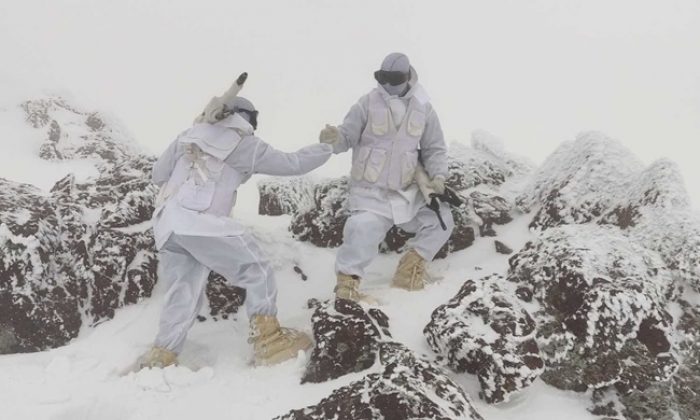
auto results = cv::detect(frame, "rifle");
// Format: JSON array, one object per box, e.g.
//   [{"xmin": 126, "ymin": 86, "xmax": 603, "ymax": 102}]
[{"xmin": 414, "ymin": 163, "xmax": 463, "ymax": 231}]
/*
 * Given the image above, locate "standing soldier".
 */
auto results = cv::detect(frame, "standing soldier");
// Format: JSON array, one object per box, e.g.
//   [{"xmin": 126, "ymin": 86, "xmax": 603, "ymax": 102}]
[{"xmin": 319, "ymin": 53, "xmax": 454, "ymax": 302}]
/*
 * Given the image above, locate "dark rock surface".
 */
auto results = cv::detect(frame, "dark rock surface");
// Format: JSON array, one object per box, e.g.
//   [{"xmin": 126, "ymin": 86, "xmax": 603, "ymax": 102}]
[
  {"xmin": 506, "ymin": 133, "xmax": 700, "ymax": 418},
  {"xmin": 277, "ymin": 343, "xmax": 484, "ymax": 420},
  {"xmin": 21, "ymin": 97, "xmax": 138, "ymax": 165},
  {"xmin": 417, "ymin": 132, "xmax": 699, "ymax": 416},
  {"xmin": 258, "ymin": 177, "xmax": 313, "ymax": 216},
  {"xmin": 494, "ymin": 240, "xmax": 513, "ymax": 254},
  {"xmin": 589, "ymin": 298, "xmax": 700, "ymax": 419},
  {"xmin": 516, "ymin": 131, "xmax": 700, "ymax": 294},
  {"xmin": 424, "ymin": 276, "xmax": 544, "ymax": 403},
  {"xmin": 280, "ymin": 299, "xmax": 484, "ymax": 420},
  {"xmin": 0, "ymin": 96, "xmax": 246, "ymax": 353},
  {"xmin": 302, "ymin": 298, "xmax": 391, "ymax": 384},
  {"xmin": 507, "ymin": 224, "xmax": 678, "ymax": 392}
]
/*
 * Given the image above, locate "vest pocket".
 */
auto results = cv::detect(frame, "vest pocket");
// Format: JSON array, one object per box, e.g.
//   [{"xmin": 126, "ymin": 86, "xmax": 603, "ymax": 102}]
[
  {"xmin": 370, "ymin": 109, "xmax": 389, "ymax": 136},
  {"xmin": 176, "ymin": 178, "xmax": 216, "ymax": 211},
  {"xmin": 364, "ymin": 148, "xmax": 387, "ymax": 183},
  {"xmin": 351, "ymin": 146, "xmax": 371, "ymax": 181},
  {"xmin": 401, "ymin": 151, "xmax": 419, "ymax": 188},
  {"xmin": 407, "ymin": 110, "xmax": 426, "ymax": 137}
]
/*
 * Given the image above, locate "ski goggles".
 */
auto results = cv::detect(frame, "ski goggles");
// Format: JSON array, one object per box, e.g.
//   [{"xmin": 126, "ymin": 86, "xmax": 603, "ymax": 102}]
[
  {"xmin": 224, "ymin": 106, "xmax": 259, "ymax": 130},
  {"xmin": 374, "ymin": 70, "xmax": 409, "ymax": 86}
]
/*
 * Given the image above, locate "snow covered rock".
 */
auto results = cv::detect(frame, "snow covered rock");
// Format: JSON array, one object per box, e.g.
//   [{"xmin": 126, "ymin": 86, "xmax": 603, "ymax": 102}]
[
  {"xmin": 205, "ymin": 273, "xmax": 246, "ymax": 320},
  {"xmin": 280, "ymin": 342, "xmax": 484, "ymax": 420},
  {"xmin": 517, "ymin": 131, "xmax": 700, "ymax": 293},
  {"xmin": 590, "ymin": 298, "xmax": 700, "ymax": 420},
  {"xmin": 494, "ymin": 240, "xmax": 513, "ymax": 254},
  {"xmin": 302, "ymin": 298, "xmax": 392, "ymax": 383},
  {"xmin": 0, "ymin": 96, "xmax": 247, "ymax": 353},
  {"xmin": 424, "ymin": 276, "xmax": 544, "ymax": 403},
  {"xmin": 289, "ymin": 178, "xmax": 350, "ymax": 248},
  {"xmin": 21, "ymin": 97, "xmax": 138, "ymax": 166},
  {"xmin": 502, "ymin": 132, "xmax": 700, "ymax": 418},
  {"xmin": 507, "ymin": 224, "xmax": 678, "ymax": 392},
  {"xmin": 0, "ymin": 178, "xmax": 82, "ymax": 353},
  {"xmin": 0, "ymin": 167, "xmax": 158, "ymax": 353},
  {"xmin": 258, "ymin": 177, "xmax": 314, "ymax": 216}
]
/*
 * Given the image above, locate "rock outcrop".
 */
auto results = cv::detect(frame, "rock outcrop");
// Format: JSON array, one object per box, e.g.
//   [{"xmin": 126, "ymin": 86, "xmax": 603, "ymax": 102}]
[
  {"xmin": 424, "ymin": 276, "xmax": 544, "ymax": 403},
  {"xmin": 278, "ymin": 298, "xmax": 484, "ymax": 420},
  {"xmin": 0, "ymin": 96, "xmax": 246, "ymax": 353}
]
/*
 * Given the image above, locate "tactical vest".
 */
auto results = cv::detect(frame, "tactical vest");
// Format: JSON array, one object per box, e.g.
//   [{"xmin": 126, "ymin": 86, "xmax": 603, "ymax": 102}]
[
  {"xmin": 158, "ymin": 123, "xmax": 244, "ymax": 217},
  {"xmin": 350, "ymin": 89, "xmax": 427, "ymax": 191}
]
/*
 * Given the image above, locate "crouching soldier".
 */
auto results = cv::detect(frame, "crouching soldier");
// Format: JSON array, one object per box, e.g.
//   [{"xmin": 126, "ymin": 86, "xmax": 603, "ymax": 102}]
[{"xmin": 140, "ymin": 90, "xmax": 332, "ymax": 368}]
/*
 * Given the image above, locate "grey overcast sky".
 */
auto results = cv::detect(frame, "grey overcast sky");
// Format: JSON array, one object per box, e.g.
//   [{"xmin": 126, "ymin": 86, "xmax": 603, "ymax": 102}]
[{"xmin": 1, "ymin": 0, "xmax": 699, "ymax": 204}]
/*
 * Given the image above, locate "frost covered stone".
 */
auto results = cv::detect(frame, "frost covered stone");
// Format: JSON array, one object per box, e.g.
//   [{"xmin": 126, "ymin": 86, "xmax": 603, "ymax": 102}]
[
  {"xmin": 505, "ymin": 133, "xmax": 700, "ymax": 419},
  {"xmin": 517, "ymin": 131, "xmax": 700, "ymax": 294},
  {"xmin": 0, "ymin": 169, "xmax": 158, "ymax": 352},
  {"xmin": 205, "ymin": 273, "xmax": 246, "ymax": 320},
  {"xmin": 21, "ymin": 97, "xmax": 138, "ymax": 165},
  {"xmin": 590, "ymin": 299, "xmax": 700, "ymax": 419},
  {"xmin": 258, "ymin": 177, "xmax": 314, "ymax": 216},
  {"xmin": 280, "ymin": 342, "xmax": 484, "ymax": 420},
  {"xmin": 0, "ymin": 96, "xmax": 246, "ymax": 353},
  {"xmin": 494, "ymin": 240, "xmax": 513, "ymax": 254},
  {"xmin": 507, "ymin": 224, "xmax": 678, "ymax": 392},
  {"xmin": 289, "ymin": 178, "xmax": 351, "ymax": 248},
  {"xmin": 302, "ymin": 298, "xmax": 392, "ymax": 383},
  {"xmin": 424, "ymin": 276, "xmax": 544, "ymax": 403}
]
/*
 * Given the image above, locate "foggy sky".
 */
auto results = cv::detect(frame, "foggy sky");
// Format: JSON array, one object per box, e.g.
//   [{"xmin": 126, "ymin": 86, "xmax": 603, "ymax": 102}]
[{"xmin": 1, "ymin": 0, "xmax": 698, "ymax": 204}]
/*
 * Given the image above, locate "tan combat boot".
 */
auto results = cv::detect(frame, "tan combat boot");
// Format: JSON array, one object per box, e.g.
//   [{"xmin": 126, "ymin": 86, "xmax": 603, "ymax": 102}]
[
  {"xmin": 249, "ymin": 315, "xmax": 313, "ymax": 366},
  {"xmin": 137, "ymin": 346, "xmax": 178, "ymax": 369},
  {"xmin": 335, "ymin": 273, "xmax": 363, "ymax": 302},
  {"xmin": 334, "ymin": 273, "xmax": 380, "ymax": 304},
  {"xmin": 391, "ymin": 249, "xmax": 426, "ymax": 291}
]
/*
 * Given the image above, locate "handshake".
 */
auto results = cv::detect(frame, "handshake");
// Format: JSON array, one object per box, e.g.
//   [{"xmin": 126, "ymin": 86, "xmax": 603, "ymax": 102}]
[{"xmin": 319, "ymin": 124, "xmax": 341, "ymax": 146}]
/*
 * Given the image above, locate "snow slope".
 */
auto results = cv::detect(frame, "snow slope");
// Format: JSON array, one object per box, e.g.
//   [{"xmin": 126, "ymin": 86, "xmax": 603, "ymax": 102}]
[{"xmin": 1, "ymin": 211, "xmax": 598, "ymax": 420}]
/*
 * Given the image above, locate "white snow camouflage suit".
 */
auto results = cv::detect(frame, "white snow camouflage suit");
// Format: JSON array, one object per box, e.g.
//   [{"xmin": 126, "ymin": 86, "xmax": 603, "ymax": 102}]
[
  {"xmin": 151, "ymin": 113, "xmax": 332, "ymax": 353},
  {"xmin": 333, "ymin": 62, "xmax": 454, "ymax": 279}
]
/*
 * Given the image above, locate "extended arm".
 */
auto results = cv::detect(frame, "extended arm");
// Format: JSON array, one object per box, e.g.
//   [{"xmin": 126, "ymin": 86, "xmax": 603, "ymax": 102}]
[
  {"xmin": 227, "ymin": 136, "xmax": 332, "ymax": 176},
  {"xmin": 320, "ymin": 95, "xmax": 369, "ymax": 154}
]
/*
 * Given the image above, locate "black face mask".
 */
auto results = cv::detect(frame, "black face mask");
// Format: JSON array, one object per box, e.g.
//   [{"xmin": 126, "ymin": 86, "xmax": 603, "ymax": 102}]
[{"xmin": 374, "ymin": 70, "xmax": 409, "ymax": 86}]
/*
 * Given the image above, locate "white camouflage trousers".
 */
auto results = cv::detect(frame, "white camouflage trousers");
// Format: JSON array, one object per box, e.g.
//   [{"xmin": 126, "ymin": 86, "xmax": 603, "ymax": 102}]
[
  {"xmin": 154, "ymin": 233, "xmax": 277, "ymax": 353},
  {"xmin": 335, "ymin": 202, "xmax": 454, "ymax": 279}
]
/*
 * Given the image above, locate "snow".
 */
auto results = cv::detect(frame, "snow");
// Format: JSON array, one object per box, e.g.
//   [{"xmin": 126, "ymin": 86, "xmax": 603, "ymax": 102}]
[{"xmin": 0, "ymin": 186, "xmax": 602, "ymax": 420}]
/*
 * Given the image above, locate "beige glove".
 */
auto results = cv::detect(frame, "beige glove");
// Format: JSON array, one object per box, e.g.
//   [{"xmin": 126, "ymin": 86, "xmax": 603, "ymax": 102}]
[
  {"xmin": 319, "ymin": 124, "xmax": 341, "ymax": 145},
  {"xmin": 430, "ymin": 175, "xmax": 446, "ymax": 195}
]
